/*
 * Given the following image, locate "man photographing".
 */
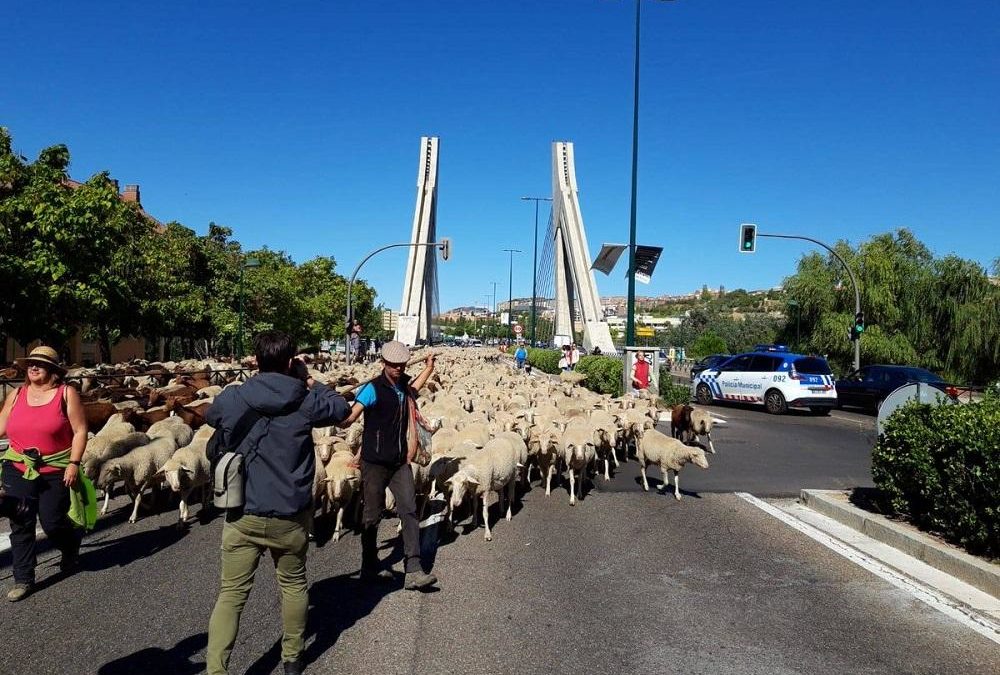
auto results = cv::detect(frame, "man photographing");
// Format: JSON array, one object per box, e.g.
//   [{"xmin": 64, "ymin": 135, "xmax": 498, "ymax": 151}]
[{"xmin": 340, "ymin": 340, "xmax": 438, "ymax": 590}]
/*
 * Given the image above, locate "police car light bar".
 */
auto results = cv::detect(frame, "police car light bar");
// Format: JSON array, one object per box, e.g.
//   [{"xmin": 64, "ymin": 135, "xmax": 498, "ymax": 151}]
[{"xmin": 753, "ymin": 344, "xmax": 789, "ymax": 352}]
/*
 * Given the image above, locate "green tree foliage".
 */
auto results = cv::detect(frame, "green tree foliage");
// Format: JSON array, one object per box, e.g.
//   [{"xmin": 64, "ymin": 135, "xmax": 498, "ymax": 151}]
[
  {"xmin": 783, "ymin": 228, "xmax": 999, "ymax": 383},
  {"xmin": 0, "ymin": 128, "xmax": 380, "ymax": 361},
  {"xmin": 689, "ymin": 332, "xmax": 728, "ymax": 359}
]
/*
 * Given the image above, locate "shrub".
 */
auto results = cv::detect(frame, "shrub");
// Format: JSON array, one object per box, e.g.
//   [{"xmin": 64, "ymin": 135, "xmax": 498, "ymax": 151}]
[
  {"xmin": 873, "ymin": 394, "xmax": 1000, "ymax": 558},
  {"xmin": 527, "ymin": 348, "xmax": 561, "ymax": 374},
  {"xmin": 658, "ymin": 366, "xmax": 692, "ymax": 407},
  {"xmin": 575, "ymin": 355, "xmax": 623, "ymax": 397}
]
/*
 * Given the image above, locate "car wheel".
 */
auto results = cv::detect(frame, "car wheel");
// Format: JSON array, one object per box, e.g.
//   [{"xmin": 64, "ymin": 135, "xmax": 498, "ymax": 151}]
[
  {"xmin": 765, "ymin": 389, "xmax": 787, "ymax": 415},
  {"xmin": 809, "ymin": 406, "xmax": 831, "ymax": 416},
  {"xmin": 696, "ymin": 383, "xmax": 713, "ymax": 406}
]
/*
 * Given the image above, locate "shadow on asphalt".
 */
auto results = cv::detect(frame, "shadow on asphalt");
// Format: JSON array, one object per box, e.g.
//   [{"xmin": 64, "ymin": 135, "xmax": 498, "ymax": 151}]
[
  {"xmin": 243, "ymin": 572, "xmax": 397, "ymax": 675},
  {"xmin": 80, "ymin": 522, "xmax": 191, "ymax": 571},
  {"xmin": 97, "ymin": 632, "xmax": 207, "ymax": 675}
]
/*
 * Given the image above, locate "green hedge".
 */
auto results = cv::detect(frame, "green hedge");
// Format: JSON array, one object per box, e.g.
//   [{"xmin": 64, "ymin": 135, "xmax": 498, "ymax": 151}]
[
  {"xmin": 658, "ymin": 365, "xmax": 692, "ymax": 407},
  {"xmin": 873, "ymin": 390, "xmax": 1000, "ymax": 558},
  {"xmin": 527, "ymin": 348, "xmax": 561, "ymax": 374},
  {"xmin": 575, "ymin": 355, "xmax": 623, "ymax": 397}
]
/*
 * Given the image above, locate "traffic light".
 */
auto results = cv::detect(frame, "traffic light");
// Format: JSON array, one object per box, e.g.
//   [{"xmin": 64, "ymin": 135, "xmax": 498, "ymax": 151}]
[
  {"xmin": 439, "ymin": 237, "xmax": 451, "ymax": 261},
  {"xmin": 739, "ymin": 223, "xmax": 757, "ymax": 253},
  {"xmin": 850, "ymin": 311, "xmax": 865, "ymax": 341}
]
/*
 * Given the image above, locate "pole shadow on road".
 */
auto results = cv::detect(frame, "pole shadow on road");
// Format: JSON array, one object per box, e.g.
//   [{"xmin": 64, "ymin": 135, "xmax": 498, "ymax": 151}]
[
  {"xmin": 97, "ymin": 632, "xmax": 207, "ymax": 675},
  {"xmin": 243, "ymin": 572, "xmax": 397, "ymax": 675}
]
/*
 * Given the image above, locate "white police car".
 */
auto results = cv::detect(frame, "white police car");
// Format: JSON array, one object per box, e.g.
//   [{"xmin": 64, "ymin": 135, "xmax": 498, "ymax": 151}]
[{"xmin": 691, "ymin": 345, "xmax": 837, "ymax": 415}]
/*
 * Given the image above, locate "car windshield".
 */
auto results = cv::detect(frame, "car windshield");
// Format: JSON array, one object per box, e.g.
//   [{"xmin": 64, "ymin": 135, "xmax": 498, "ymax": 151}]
[{"xmin": 793, "ymin": 357, "xmax": 833, "ymax": 375}]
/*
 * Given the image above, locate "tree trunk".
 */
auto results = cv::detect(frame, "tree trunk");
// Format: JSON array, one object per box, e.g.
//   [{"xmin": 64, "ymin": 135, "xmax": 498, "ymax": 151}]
[{"xmin": 98, "ymin": 325, "xmax": 113, "ymax": 364}]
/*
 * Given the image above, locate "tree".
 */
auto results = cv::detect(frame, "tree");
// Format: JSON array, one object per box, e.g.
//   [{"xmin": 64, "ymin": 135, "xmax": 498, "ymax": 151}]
[{"xmin": 690, "ymin": 332, "xmax": 727, "ymax": 358}]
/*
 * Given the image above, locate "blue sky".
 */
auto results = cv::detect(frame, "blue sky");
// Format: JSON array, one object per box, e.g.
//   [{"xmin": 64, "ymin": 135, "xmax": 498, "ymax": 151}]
[{"xmin": 6, "ymin": 1, "xmax": 999, "ymax": 312}]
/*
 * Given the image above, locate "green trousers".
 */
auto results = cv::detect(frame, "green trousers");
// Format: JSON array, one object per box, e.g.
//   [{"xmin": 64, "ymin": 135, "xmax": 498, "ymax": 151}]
[{"xmin": 206, "ymin": 510, "xmax": 311, "ymax": 674}]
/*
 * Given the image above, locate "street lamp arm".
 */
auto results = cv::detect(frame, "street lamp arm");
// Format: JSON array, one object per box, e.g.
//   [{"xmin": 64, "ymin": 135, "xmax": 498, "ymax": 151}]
[
  {"xmin": 346, "ymin": 241, "xmax": 445, "ymax": 360},
  {"xmin": 759, "ymin": 232, "xmax": 861, "ymax": 370}
]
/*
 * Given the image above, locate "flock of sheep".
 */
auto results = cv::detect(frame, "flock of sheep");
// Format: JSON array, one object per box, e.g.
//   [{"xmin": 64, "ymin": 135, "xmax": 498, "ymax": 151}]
[{"xmin": 72, "ymin": 349, "xmax": 718, "ymax": 544}]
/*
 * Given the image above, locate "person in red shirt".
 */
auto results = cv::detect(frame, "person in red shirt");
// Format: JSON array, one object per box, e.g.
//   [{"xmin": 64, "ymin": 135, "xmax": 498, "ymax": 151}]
[
  {"xmin": 631, "ymin": 351, "xmax": 651, "ymax": 392},
  {"xmin": 0, "ymin": 346, "xmax": 88, "ymax": 602}
]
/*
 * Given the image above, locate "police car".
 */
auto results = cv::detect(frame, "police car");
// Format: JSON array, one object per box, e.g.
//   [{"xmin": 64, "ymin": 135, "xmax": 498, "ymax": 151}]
[{"xmin": 691, "ymin": 345, "xmax": 837, "ymax": 415}]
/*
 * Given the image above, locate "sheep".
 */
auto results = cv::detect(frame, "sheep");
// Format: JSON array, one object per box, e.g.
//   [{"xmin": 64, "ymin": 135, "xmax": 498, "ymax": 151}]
[
  {"xmin": 688, "ymin": 408, "xmax": 716, "ymax": 454},
  {"xmin": 589, "ymin": 409, "xmax": 622, "ymax": 479},
  {"xmin": 98, "ymin": 434, "xmax": 182, "ymax": 522},
  {"xmin": 83, "ymin": 429, "xmax": 151, "ymax": 485},
  {"xmin": 637, "ymin": 428, "xmax": 710, "ymax": 500},
  {"xmin": 147, "ymin": 415, "xmax": 195, "ymax": 449},
  {"xmin": 670, "ymin": 404, "xmax": 694, "ymax": 441},
  {"xmin": 157, "ymin": 424, "xmax": 215, "ymax": 522},
  {"xmin": 532, "ymin": 423, "xmax": 563, "ymax": 496},
  {"xmin": 321, "ymin": 450, "xmax": 361, "ymax": 541},
  {"xmin": 446, "ymin": 438, "xmax": 520, "ymax": 541},
  {"xmin": 561, "ymin": 418, "xmax": 597, "ymax": 505}
]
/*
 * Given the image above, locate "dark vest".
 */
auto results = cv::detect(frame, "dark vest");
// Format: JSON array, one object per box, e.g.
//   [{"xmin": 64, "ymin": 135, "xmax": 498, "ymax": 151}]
[{"xmin": 361, "ymin": 373, "xmax": 411, "ymax": 466}]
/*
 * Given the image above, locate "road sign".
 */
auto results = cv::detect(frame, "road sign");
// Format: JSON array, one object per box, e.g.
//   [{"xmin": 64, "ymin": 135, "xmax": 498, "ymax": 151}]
[
  {"xmin": 636, "ymin": 327, "xmax": 655, "ymax": 337},
  {"xmin": 513, "ymin": 324, "xmax": 523, "ymax": 335}
]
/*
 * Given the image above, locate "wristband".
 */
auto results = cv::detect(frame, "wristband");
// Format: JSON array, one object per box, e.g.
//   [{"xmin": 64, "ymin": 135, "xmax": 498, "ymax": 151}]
[{"xmin": 69, "ymin": 460, "xmax": 81, "ymax": 466}]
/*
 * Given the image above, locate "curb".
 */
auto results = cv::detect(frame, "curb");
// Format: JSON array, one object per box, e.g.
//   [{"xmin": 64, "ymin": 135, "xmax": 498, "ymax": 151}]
[{"xmin": 801, "ymin": 489, "xmax": 999, "ymax": 599}]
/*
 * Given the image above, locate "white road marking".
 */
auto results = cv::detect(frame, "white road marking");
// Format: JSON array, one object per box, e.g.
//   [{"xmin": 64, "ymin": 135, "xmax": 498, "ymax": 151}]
[
  {"xmin": 0, "ymin": 527, "xmax": 46, "ymax": 555},
  {"xmin": 736, "ymin": 492, "xmax": 1000, "ymax": 645}
]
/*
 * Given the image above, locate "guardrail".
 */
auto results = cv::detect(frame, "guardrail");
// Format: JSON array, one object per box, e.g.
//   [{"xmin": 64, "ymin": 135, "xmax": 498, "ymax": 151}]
[{"xmin": 0, "ymin": 367, "xmax": 257, "ymax": 400}]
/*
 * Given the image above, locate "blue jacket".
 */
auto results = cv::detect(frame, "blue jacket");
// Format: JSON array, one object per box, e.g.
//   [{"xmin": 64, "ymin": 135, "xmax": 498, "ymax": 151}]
[{"xmin": 206, "ymin": 373, "xmax": 350, "ymax": 517}]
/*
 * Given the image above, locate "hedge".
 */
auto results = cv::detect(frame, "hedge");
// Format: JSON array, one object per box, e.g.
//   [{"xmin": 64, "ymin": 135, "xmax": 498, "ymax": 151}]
[
  {"xmin": 575, "ymin": 355, "xmax": 623, "ymax": 397},
  {"xmin": 658, "ymin": 366, "xmax": 692, "ymax": 407},
  {"xmin": 872, "ymin": 389, "xmax": 1000, "ymax": 558},
  {"xmin": 527, "ymin": 348, "xmax": 561, "ymax": 374}
]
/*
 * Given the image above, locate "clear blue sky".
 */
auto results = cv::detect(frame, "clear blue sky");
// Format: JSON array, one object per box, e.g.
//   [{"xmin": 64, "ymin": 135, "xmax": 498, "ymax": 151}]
[{"xmin": 7, "ymin": 1, "xmax": 999, "ymax": 312}]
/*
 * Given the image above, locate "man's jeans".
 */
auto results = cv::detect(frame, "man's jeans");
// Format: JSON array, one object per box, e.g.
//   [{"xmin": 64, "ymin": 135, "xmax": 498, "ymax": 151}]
[
  {"xmin": 206, "ymin": 510, "xmax": 311, "ymax": 674},
  {"xmin": 361, "ymin": 461, "xmax": 422, "ymax": 574}
]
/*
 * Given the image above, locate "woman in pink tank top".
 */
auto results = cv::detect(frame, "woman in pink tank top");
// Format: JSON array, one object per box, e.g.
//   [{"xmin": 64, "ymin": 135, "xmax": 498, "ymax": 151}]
[{"xmin": 0, "ymin": 346, "xmax": 88, "ymax": 602}]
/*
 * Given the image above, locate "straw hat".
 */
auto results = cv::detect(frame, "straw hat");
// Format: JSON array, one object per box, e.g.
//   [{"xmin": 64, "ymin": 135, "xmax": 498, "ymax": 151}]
[
  {"xmin": 380, "ymin": 341, "xmax": 411, "ymax": 364},
  {"xmin": 16, "ymin": 346, "xmax": 67, "ymax": 376}
]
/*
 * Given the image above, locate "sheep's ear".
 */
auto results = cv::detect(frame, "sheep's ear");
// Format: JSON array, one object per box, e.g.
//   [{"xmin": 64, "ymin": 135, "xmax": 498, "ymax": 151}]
[{"xmin": 465, "ymin": 476, "xmax": 479, "ymax": 486}]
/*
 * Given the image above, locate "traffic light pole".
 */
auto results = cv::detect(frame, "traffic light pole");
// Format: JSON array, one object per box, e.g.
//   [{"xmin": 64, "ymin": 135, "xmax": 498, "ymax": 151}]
[{"xmin": 758, "ymin": 233, "xmax": 861, "ymax": 372}]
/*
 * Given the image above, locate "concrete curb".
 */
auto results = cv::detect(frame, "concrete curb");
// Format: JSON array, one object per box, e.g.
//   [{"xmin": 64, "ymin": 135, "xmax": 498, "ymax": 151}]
[{"xmin": 801, "ymin": 489, "xmax": 999, "ymax": 598}]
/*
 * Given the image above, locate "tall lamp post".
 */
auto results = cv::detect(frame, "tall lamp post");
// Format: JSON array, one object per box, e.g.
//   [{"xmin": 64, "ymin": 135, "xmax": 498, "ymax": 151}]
[
  {"xmin": 624, "ymin": 0, "xmax": 676, "ymax": 347},
  {"xmin": 237, "ymin": 256, "xmax": 260, "ymax": 357},
  {"xmin": 502, "ymin": 248, "xmax": 522, "ymax": 342},
  {"xmin": 521, "ymin": 196, "xmax": 552, "ymax": 347}
]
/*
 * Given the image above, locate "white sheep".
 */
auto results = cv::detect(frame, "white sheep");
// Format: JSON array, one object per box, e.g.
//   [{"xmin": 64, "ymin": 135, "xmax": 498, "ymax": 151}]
[
  {"xmin": 688, "ymin": 408, "xmax": 716, "ymax": 454},
  {"xmin": 637, "ymin": 428, "xmax": 710, "ymax": 500},
  {"xmin": 99, "ymin": 434, "xmax": 182, "ymax": 523},
  {"xmin": 322, "ymin": 450, "xmax": 361, "ymax": 541},
  {"xmin": 82, "ymin": 425, "xmax": 150, "ymax": 482},
  {"xmin": 447, "ymin": 438, "xmax": 520, "ymax": 541},
  {"xmin": 157, "ymin": 424, "xmax": 215, "ymax": 522},
  {"xmin": 561, "ymin": 418, "xmax": 597, "ymax": 506}
]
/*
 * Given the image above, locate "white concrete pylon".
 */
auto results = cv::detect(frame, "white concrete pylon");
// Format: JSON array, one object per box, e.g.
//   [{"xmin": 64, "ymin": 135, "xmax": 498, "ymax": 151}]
[
  {"xmin": 551, "ymin": 142, "xmax": 617, "ymax": 355},
  {"xmin": 396, "ymin": 136, "xmax": 439, "ymax": 346}
]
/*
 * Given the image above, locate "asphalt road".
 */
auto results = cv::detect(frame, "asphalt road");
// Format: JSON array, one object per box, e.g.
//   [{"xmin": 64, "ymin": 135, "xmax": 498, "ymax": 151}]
[
  {"xmin": 2, "ymin": 410, "xmax": 996, "ymax": 675},
  {"xmin": 661, "ymin": 403, "xmax": 877, "ymax": 497}
]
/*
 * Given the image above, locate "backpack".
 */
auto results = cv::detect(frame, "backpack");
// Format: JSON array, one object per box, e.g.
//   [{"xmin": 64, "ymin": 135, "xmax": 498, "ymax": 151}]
[{"xmin": 208, "ymin": 397, "xmax": 263, "ymax": 510}]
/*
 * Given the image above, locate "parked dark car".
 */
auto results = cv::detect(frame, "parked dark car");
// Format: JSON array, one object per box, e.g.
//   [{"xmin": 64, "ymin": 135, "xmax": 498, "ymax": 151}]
[
  {"xmin": 836, "ymin": 365, "xmax": 958, "ymax": 411},
  {"xmin": 690, "ymin": 354, "xmax": 732, "ymax": 381}
]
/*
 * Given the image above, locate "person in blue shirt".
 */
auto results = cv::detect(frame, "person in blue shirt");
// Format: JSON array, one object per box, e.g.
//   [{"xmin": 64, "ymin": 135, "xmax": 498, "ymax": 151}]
[
  {"xmin": 339, "ymin": 341, "xmax": 437, "ymax": 590},
  {"xmin": 514, "ymin": 345, "xmax": 527, "ymax": 369}
]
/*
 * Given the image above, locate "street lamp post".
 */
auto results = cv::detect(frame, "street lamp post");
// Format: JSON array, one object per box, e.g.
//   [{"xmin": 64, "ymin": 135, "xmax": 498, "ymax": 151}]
[
  {"xmin": 237, "ymin": 256, "xmax": 260, "ymax": 358},
  {"xmin": 521, "ymin": 196, "xmax": 552, "ymax": 348},
  {"xmin": 503, "ymin": 249, "xmax": 522, "ymax": 342},
  {"xmin": 625, "ymin": 0, "xmax": 675, "ymax": 348}
]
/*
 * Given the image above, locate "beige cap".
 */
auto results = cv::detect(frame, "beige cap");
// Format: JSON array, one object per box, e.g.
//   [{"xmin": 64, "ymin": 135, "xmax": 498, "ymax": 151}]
[{"xmin": 380, "ymin": 341, "xmax": 411, "ymax": 364}]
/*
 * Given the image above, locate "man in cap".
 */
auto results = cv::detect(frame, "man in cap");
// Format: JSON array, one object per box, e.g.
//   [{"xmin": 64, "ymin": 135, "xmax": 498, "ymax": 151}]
[{"xmin": 339, "ymin": 340, "xmax": 438, "ymax": 590}]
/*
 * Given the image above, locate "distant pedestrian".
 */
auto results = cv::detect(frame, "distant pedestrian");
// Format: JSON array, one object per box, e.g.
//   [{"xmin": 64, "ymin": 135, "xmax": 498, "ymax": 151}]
[
  {"xmin": 559, "ymin": 344, "xmax": 572, "ymax": 371},
  {"xmin": 569, "ymin": 343, "xmax": 581, "ymax": 370},
  {"xmin": 339, "ymin": 341, "xmax": 438, "ymax": 590},
  {"xmin": 205, "ymin": 330, "xmax": 351, "ymax": 675},
  {"xmin": 514, "ymin": 344, "xmax": 527, "ymax": 369},
  {"xmin": 0, "ymin": 346, "xmax": 88, "ymax": 603},
  {"xmin": 349, "ymin": 319, "xmax": 363, "ymax": 363},
  {"xmin": 631, "ymin": 351, "xmax": 651, "ymax": 393}
]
